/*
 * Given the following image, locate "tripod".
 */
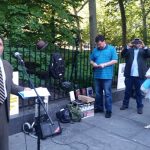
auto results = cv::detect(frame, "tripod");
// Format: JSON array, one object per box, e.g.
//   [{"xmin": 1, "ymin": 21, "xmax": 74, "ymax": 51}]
[
  {"xmin": 18, "ymin": 59, "xmax": 54, "ymax": 150},
  {"xmin": 69, "ymin": 36, "xmax": 80, "ymax": 89},
  {"xmin": 61, "ymin": 37, "xmax": 80, "ymax": 91},
  {"xmin": 70, "ymin": 50, "xmax": 79, "ymax": 88}
]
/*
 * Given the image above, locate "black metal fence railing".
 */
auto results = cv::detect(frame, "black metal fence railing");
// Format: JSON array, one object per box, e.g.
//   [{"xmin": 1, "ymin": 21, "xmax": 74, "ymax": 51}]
[
  {"xmin": 3, "ymin": 42, "xmax": 150, "ymax": 108},
  {"xmin": 3, "ymin": 42, "xmax": 95, "ymax": 107}
]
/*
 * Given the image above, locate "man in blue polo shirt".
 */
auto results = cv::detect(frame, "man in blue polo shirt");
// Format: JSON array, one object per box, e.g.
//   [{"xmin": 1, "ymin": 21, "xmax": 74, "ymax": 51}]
[{"xmin": 90, "ymin": 35, "xmax": 118, "ymax": 118}]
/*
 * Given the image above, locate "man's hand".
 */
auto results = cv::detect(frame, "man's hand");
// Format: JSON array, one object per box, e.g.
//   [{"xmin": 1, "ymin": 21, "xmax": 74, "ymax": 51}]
[
  {"xmin": 146, "ymin": 76, "xmax": 150, "ymax": 78},
  {"xmin": 127, "ymin": 43, "xmax": 132, "ymax": 48},
  {"xmin": 24, "ymin": 87, "xmax": 31, "ymax": 91},
  {"xmin": 98, "ymin": 63, "xmax": 106, "ymax": 68},
  {"xmin": 92, "ymin": 62, "xmax": 99, "ymax": 68}
]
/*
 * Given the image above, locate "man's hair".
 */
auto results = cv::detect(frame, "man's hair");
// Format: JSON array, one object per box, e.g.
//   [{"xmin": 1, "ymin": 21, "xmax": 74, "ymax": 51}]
[{"xmin": 95, "ymin": 34, "xmax": 105, "ymax": 43}]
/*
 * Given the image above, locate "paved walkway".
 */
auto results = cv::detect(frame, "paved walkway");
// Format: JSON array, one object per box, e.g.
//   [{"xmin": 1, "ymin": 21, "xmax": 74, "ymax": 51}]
[{"xmin": 10, "ymin": 99, "xmax": 150, "ymax": 150}]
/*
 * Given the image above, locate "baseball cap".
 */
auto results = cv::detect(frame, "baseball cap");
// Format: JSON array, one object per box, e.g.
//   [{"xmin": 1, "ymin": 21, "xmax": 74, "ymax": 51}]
[
  {"xmin": 131, "ymin": 38, "xmax": 143, "ymax": 45},
  {"xmin": 36, "ymin": 40, "xmax": 48, "ymax": 50}
]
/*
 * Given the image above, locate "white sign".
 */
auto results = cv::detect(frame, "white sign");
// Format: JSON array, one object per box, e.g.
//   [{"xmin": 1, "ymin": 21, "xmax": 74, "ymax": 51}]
[
  {"xmin": 10, "ymin": 72, "xmax": 19, "ymax": 116},
  {"xmin": 117, "ymin": 63, "xmax": 125, "ymax": 90},
  {"xmin": 69, "ymin": 91, "xmax": 76, "ymax": 102}
]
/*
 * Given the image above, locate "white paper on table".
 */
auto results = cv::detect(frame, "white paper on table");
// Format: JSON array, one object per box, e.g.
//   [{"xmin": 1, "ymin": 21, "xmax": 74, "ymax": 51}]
[{"xmin": 19, "ymin": 87, "xmax": 50, "ymax": 99}]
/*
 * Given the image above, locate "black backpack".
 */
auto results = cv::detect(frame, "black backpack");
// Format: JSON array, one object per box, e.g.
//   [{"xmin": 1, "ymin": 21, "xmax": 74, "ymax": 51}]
[
  {"xmin": 49, "ymin": 53, "xmax": 65, "ymax": 79},
  {"xmin": 56, "ymin": 104, "xmax": 82, "ymax": 123},
  {"xmin": 56, "ymin": 108, "xmax": 72, "ymax": 123}
]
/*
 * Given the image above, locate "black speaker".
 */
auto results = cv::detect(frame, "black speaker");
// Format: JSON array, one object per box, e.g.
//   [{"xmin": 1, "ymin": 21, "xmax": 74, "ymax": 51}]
[{"xmin": 39, "ymin": 121, "xmax": 62, "ymax": 139}]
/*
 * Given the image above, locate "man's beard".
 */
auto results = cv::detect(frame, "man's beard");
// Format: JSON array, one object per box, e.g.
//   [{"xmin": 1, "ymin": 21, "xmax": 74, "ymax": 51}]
[{"xmin": 97, "ymin": 47, "xmax": 103, "ymax": 50}]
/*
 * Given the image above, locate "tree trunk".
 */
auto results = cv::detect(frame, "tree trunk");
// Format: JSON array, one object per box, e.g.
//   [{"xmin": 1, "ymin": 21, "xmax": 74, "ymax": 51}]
[
  {"xmin": 72, "ymin": 1, "xmax": 89, "ymax": 51},
  {"xmin": 118, "ymin": 0, "xmax": 126, "ymax": 47},
  {"xmin": 89, "ymin": 0, "xmax": 97, "ymax": 50},
  {"xmin": 140, "ymin": 0, "xmax": 147, "ymax": 45},
  {"xmin": 73, "ymin": 7, "xmax": 82, "ymax": 51},
  {"xmin": 50, "ymin": 9, "xmax": 56, "ymax": 44}
]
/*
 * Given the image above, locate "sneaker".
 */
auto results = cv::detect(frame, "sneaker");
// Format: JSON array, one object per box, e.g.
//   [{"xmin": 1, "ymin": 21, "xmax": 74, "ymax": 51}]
[
  {"xmin": 120, "ymin": 105, "xmax": 128, "ymax": 110},
  {"xmin": 137, "ymin": 107, "xmax": 143, "ymax": 114},
  {"xmin": 94, "ymin": 109, "xmax": 104, "ymax": 113},
  {"xmin": 144, "ymin": 124, "xmax": 150, "ymax": 129},
  {"xmin": 105, "ymin": 111, "xmax": 112, "ymax": 118}
]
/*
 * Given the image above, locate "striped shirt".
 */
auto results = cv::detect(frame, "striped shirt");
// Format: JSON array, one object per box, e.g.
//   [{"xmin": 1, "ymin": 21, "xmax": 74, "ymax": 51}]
[
  {"xmin": 0, "ymin": 58, "xmax": 7, "ymax": 98},
  {"xmin": 90, "ymin": 45, "xmax": 118, "ymax": 79}
]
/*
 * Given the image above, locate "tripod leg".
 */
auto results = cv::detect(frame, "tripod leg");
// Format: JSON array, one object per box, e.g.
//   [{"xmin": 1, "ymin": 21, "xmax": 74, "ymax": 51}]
[{"xmin": 70, "ymin": 51, "xmax": 79, "ymax": 87}]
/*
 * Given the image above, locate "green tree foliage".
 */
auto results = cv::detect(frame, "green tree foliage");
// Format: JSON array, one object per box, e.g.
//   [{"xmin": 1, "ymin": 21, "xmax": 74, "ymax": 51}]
[
  {"xmin": 0, "ymin": 0, "xmax": 83, "ymax": 45},
  {"xmin": 1, "ymin": 0, "xmax": 150, "ymax": 47},
  {"xmin": 96, "ymin": 0, "xmax": 123, "ymax": 45},
  {"xmin": 82, "ymin": 0, "xmax": 150, "ymax": 46},
  {"xmin": 139, "ymin": 0, "xmax": 150, "ymax": 44}
]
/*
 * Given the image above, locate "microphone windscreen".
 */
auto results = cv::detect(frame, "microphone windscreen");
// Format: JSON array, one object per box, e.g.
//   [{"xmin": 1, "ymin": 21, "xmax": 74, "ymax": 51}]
[{"xmin": 14, "ymin": 52, "xmax": 20, "ymax": 57}]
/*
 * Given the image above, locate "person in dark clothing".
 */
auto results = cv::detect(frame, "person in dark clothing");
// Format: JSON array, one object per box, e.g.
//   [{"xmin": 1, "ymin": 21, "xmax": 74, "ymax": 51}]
[
  {"xmin": 120, "ymin": 38, "xmax": 150, "ymax": 114},
  {"xmin": 0, "ymin": 37, "xmax": 30, "ymax": 150}
]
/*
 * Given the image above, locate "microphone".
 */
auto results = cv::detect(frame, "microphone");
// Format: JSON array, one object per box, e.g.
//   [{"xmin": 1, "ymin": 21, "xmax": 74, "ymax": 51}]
[{"xmin": 14, "ymin": 52, "xmax": 24, "ymax": 64}]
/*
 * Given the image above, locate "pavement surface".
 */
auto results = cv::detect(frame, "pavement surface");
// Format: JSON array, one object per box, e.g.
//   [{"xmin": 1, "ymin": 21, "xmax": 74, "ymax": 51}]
[{"xmin": 10, "ymin": 99, "xmax": 150, "ymax": 150}]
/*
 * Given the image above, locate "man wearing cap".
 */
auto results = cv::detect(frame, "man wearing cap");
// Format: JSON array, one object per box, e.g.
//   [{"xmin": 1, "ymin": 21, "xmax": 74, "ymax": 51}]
[
  {"xmin": 120, "ymin": 38, "xmax": 150, "ymax": 114},
  {"xmin": 90, "ymin": 34, "xmax": 118, "ymax": 118}
]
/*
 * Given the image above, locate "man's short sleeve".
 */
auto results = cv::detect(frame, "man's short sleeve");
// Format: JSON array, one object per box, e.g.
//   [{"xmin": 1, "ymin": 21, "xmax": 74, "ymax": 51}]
[
  {"xmin": 90, "ymin": 49, "xmax": 95, "ymax": 61},
  {"xmin": 111, "ymin": 47, "xmax": 118, "ymax": 60}
]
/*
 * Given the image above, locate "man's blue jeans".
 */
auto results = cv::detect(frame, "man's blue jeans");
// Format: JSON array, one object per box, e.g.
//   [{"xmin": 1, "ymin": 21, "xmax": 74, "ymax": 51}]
[
  {"xmin": 123, "ymin": 77, "xmax": 144, "ymax": 108},
  {"xmin": 94, "ymin": 79, "xmax": 112, "ymax": 112}
]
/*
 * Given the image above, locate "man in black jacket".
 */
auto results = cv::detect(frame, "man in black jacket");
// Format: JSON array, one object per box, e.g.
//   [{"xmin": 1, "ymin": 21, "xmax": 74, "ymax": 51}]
[{"xmin": 120, "ymin": 38, "xmax": 150, "ymax": 114}]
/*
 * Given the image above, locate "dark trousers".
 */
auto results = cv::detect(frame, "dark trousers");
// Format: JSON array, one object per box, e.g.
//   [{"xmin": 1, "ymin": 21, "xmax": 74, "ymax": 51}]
[
  {"xmin": 123, "ymin": 76, "xmax": 144, "ymax": 108},
  {"xmin": 94, "ymin": 79, "xmax": 112, "ymax": 112},
  {"xmin": 0, "ymin": 101, "xmax": 9, "ymax": 150}
]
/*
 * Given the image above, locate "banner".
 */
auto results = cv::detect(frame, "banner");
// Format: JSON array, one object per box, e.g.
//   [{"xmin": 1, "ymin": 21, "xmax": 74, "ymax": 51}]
[
  {"xmin": 117, "ymin": 63, "xmax": 125, "ymax": 90},
  {"xmin": 10, "ymin": 72, "xmax": 19, "ymax": 116}
]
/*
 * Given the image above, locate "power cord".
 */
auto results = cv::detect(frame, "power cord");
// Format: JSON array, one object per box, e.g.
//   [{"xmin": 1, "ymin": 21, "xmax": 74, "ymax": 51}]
[
  {"xmin": 22, "ymin": 121, "xmax": 90, "ymax": 150},
  {"xmin": 22, "ymin": 121, "xmax": 37, "ymax": 139},
  {"xmin": 50, "ymin": 136, "xmax": 78, "ymax": 150},
  {"xmin": 22, "ymin": 100, "xmax": 89, "ymax": 150},
  {"xmin": 71, "ymin": 141, "xmax": 89, "ymax": 150},
  {"xmin": 48, "ymin": 124, "xmax": 90, "ymax": 150},
  {"xmin": 50, "ymin": 135, "xmax": 90, "ymax": 150}
]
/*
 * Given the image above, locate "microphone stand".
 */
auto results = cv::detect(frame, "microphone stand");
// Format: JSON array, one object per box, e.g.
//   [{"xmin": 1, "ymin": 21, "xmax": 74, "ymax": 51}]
[{"xmin": 18, "ymin": 59, "xmax": 54, "ymax": 150}]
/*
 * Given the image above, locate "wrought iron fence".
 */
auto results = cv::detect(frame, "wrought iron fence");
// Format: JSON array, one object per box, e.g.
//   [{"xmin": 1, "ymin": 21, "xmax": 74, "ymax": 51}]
[{"xmin": 3, "ymin": 41, "xmax": 150, "ymax": 108}]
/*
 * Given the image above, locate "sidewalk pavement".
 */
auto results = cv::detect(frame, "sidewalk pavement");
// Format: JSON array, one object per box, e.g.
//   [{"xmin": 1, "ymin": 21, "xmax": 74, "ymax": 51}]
[{"xmin": 10, "ymin": 99, "xmax": 150, "ymax": 150}]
